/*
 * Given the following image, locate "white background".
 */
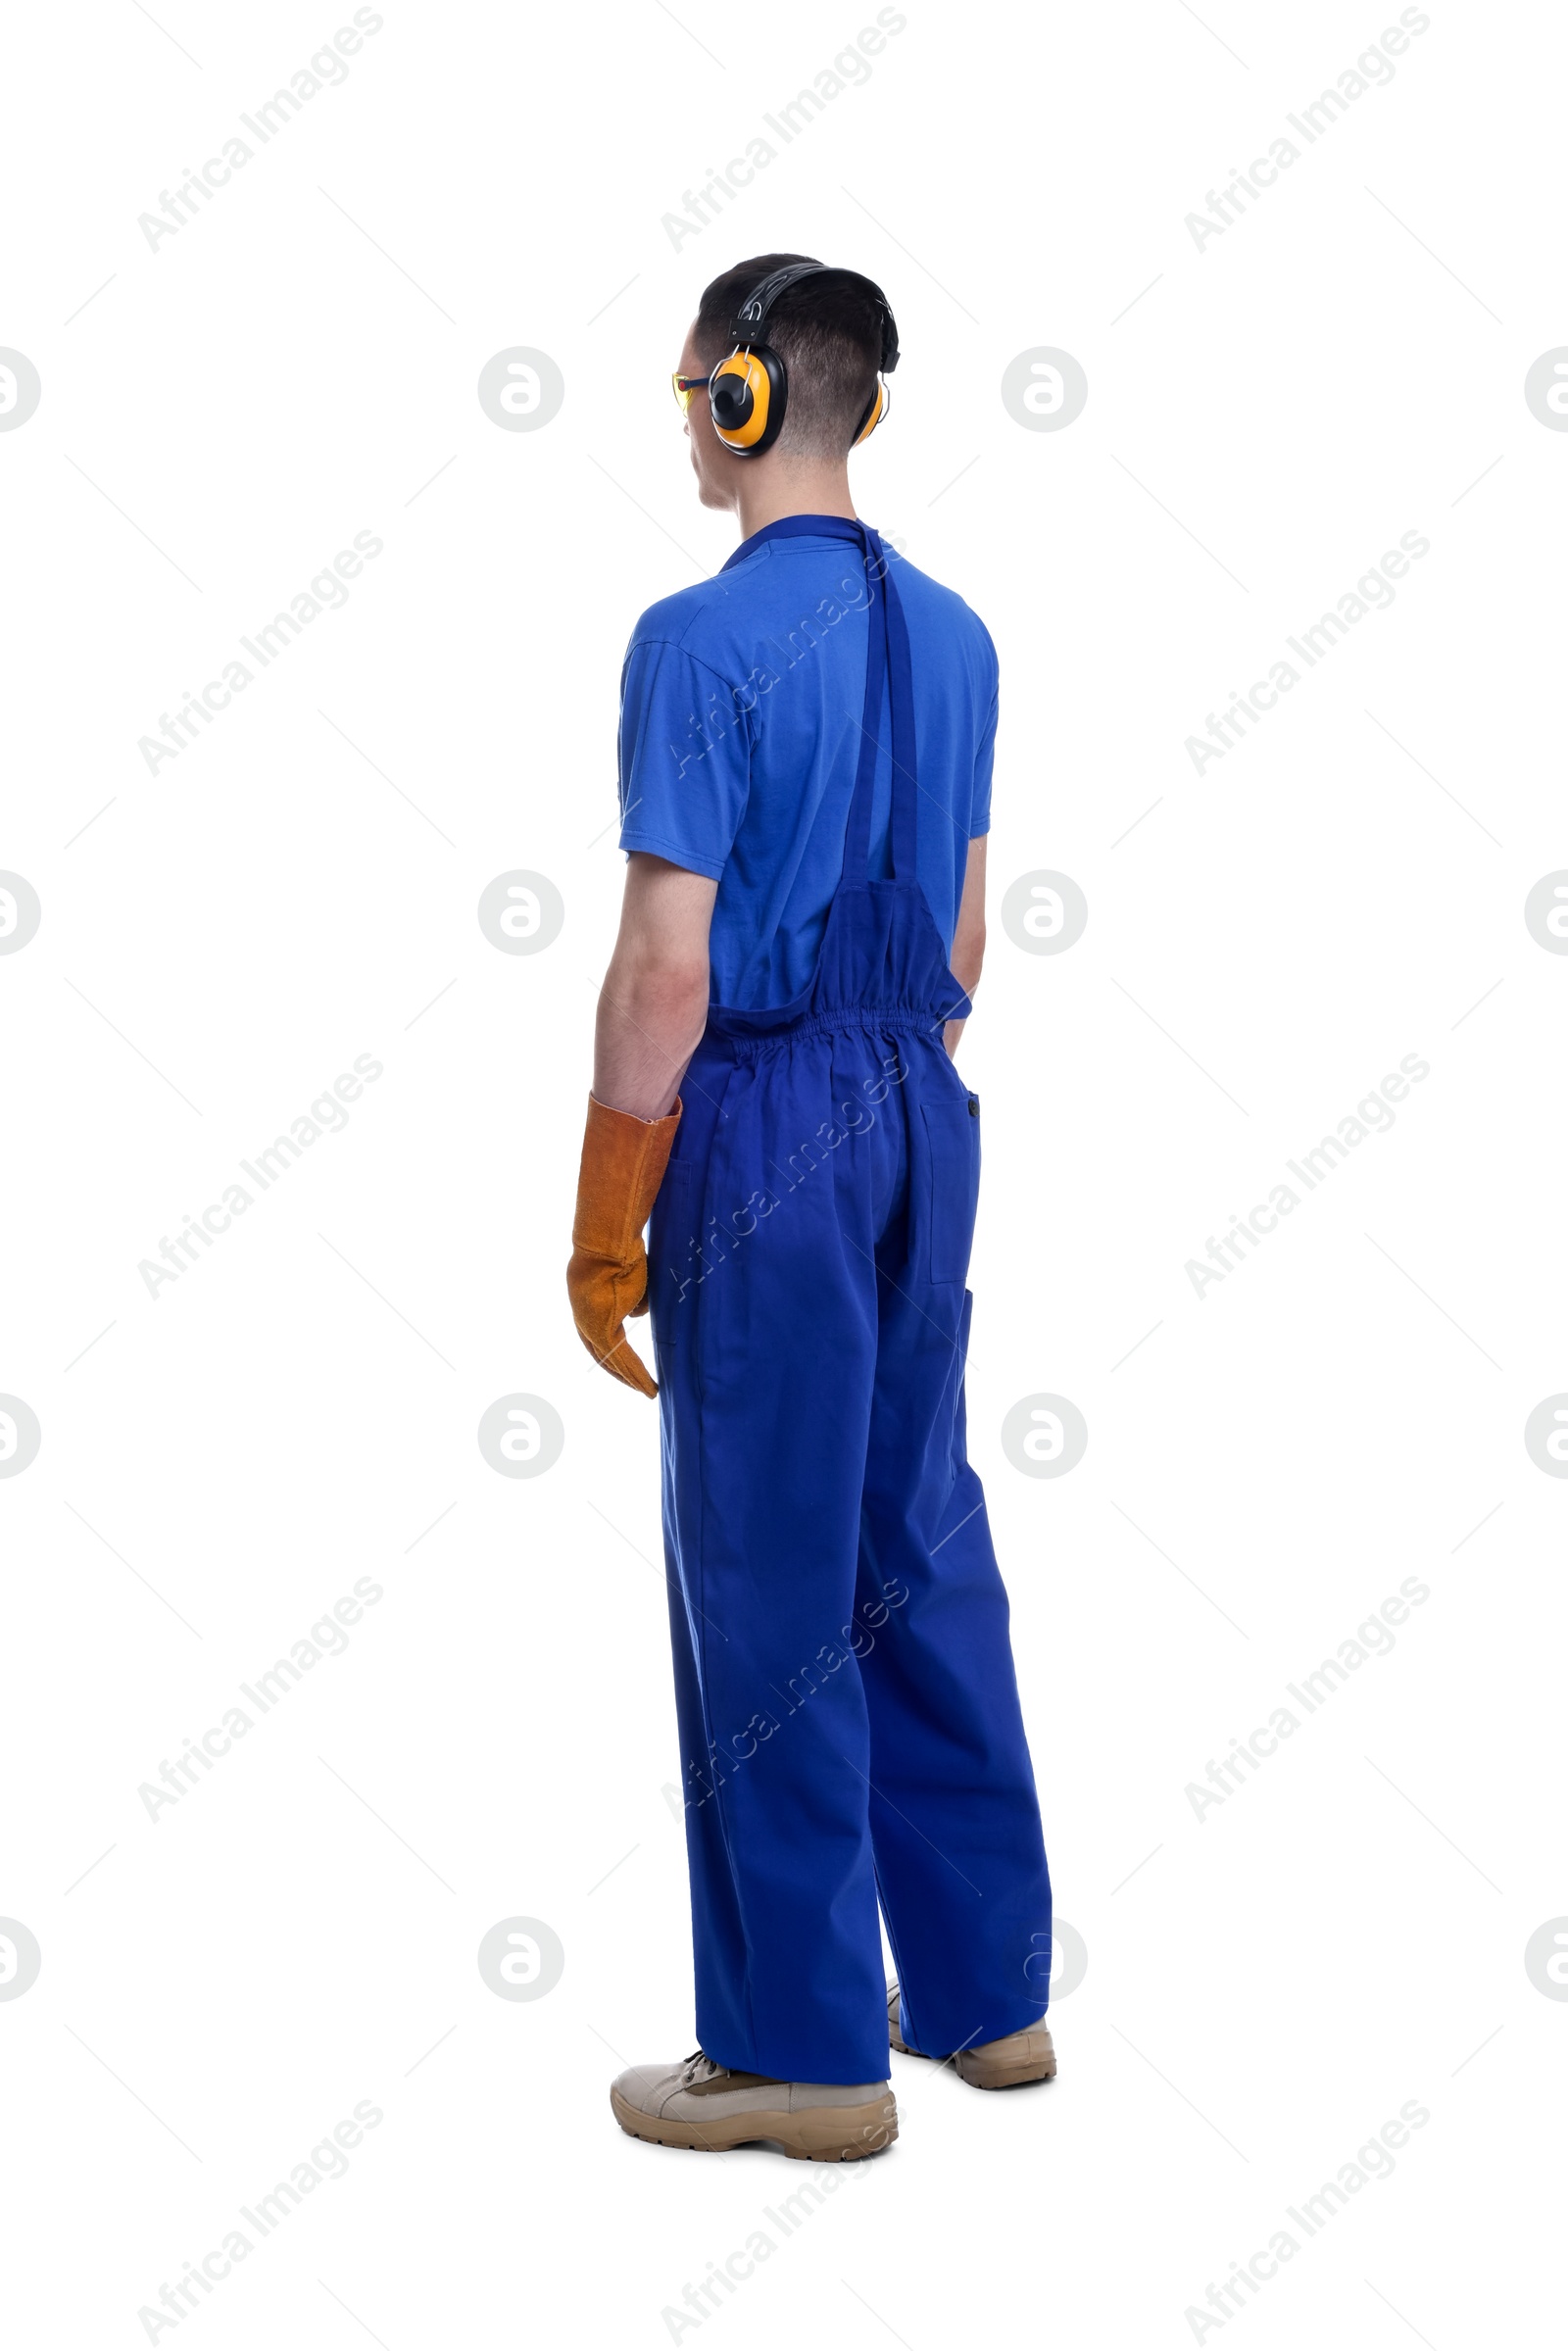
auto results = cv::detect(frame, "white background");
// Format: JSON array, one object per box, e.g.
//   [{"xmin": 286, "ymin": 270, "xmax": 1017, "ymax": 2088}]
[{"xmin": 2, "ymin": 0, "xmax": 1564, "ymax": 2343}]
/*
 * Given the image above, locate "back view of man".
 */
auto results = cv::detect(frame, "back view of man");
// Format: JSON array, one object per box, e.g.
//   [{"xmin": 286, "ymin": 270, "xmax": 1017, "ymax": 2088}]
[{"xmin": 568, "ymin": 255, "xmax": 1054, "ymax": 2161}]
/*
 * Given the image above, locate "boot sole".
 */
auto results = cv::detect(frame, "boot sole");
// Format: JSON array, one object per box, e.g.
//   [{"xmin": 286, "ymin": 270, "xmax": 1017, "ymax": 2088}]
[
  {"xmin": 889, "ymin": 2022, "xmax": 1056, "ymax": 2091},
  {"xmin": 610, "ymin": 2084, "xmax": 898, "ymax": 2161}
]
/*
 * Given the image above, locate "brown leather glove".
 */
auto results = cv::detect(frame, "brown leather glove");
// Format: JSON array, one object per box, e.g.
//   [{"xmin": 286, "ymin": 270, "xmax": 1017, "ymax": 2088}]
[{"xmin": 567, "ymin": 1094, "xmax": 682, "ymax": 1397}]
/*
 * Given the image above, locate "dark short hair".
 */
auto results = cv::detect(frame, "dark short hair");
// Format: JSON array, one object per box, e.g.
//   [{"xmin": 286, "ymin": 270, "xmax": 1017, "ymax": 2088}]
[{"xmin": 695, "ymin": 253, "xmax": 884, "ymax": 459}]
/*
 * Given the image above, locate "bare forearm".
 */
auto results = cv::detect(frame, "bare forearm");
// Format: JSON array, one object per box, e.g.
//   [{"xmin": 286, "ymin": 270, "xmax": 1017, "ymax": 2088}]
[
  {"xmin": 594, "ymin": 946, "xmax": 709, "ymax": 1119},
  {"xmin": 945, "ymin": 938, "xmax": 984, "ymax": 1058},
  {"xmin": 590, "ymin": 855, "xmax": 715, "ymax": 1119},
  {"xmin": 945, "ymin": 837, "xmax": 987, "ymax": 1058}
]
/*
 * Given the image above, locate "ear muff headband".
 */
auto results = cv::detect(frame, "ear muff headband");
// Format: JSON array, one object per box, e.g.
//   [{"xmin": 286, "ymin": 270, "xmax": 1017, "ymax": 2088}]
[{"xmin": 709, "ymin": 263, "xmax": 900, "ymax": 459}]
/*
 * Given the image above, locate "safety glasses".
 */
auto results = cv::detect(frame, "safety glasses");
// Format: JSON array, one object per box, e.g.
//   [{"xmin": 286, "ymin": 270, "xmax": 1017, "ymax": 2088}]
[{"xmin": 671, "ymin": 371, "xmax": 712, "ymax": 413}]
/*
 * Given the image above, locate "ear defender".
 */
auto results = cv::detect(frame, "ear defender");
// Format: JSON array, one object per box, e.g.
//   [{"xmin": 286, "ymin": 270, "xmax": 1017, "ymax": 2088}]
[
  {"xmin": 706, "ymin": 261, "xmax": 901, "ymax": 460},
  {"xmin": 851, "ymin": 377, "xmax": 890, "ymax": 447},
  {"xmin": 709, "ymin": 347, "xmax": 788, "ymax": 456}
]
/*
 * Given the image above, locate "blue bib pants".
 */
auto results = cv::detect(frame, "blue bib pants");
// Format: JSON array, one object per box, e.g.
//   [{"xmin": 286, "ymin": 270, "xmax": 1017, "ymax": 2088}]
[{"xmin": 648, "ymin": 518, "xmax": 1053, "ymax": 2085}]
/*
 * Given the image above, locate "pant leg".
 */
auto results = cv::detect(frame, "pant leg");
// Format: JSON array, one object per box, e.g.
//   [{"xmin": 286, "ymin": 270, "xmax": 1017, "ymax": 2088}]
[
  {"xmin": 857, "ymin": 1053, "xmax": 1054, "ymax": 2059},
  {"xmin": 648, "ymin": 1032, "xmax": 902, "ymax": 2084}
]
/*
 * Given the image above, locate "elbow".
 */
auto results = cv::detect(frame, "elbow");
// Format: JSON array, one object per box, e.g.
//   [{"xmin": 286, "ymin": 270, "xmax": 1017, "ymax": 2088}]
[
  {"xmin": 640, "ymin": 948, "xmax": 710, "ymax": 1006},
  {"xmin": 612, "ymin": 941, "xmax": 710, "ymax": 1026}
]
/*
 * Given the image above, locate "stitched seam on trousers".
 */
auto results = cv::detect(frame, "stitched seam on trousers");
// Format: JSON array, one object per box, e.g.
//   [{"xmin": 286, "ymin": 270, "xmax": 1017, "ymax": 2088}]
[
  {"xmin": 651, "ymin": 1161, "xmax": 689, "ymax": 1352},
  {"xmin": 688, "ymin": 1078, "xmax": 763, "ymax": 2071}
]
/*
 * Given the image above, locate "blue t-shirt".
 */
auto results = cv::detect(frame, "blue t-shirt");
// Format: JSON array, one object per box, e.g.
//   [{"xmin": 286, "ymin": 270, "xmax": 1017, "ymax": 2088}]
[{"xmin": 615, "ymin": 522, "xmax": 998, "ymax": 1009}]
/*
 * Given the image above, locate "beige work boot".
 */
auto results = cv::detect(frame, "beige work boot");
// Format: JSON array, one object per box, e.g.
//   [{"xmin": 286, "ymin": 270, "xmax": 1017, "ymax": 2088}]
[
  {"xmin": 610, "ymin": 2050, "xmax": 898, "ymax": 2161},
  {"xmin": 886, "ymin": 1981, "xmax": 1056, "ymax": 2090}
]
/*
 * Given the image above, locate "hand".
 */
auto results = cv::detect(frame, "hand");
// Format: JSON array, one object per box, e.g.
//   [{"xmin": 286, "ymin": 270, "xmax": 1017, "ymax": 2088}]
[
  {"xmin": 568, "ymin": 1232, "xmax": 656, "ymax": 1396},
  {"xmin": 566, "ymin": 1095, "xmax": 681, "ymax": 1397}
]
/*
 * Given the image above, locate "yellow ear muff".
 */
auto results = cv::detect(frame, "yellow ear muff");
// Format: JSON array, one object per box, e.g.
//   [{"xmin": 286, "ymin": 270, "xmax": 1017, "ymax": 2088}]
[
  {"xmin": 710, "ymin": 351, "xmax": 773, "ymax": 451},
  {"xmin": 852, "ymin": 377, "xmax": 888, "ymax": 447}
]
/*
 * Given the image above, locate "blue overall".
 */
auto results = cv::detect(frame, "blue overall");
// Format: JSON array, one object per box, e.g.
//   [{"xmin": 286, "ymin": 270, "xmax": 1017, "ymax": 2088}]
[{"xmin": 648, "ymin": 517, "xmax": 1052, "ymax": 2085}]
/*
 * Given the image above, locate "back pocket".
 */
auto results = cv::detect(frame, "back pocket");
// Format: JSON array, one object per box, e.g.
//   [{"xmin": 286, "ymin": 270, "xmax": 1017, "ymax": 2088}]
[{"xmin": 919, "ymin": 1090, "xmax": 980, "ymax": 1286}]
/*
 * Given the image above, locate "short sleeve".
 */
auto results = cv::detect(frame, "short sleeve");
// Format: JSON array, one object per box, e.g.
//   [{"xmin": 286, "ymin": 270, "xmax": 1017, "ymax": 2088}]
[
  {"xmin": 616, "ymin": 637, "xmax": 751, "ymax": 881},
  {"xmin": 969, "ymin": 677, "xmax": 999, "ymax": 839}
]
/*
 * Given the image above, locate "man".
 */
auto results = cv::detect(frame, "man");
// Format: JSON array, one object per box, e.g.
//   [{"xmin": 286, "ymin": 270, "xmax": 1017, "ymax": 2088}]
[{"xmin": 568, "ymin": 256, "xmax": 1054, "ymax": 2162}]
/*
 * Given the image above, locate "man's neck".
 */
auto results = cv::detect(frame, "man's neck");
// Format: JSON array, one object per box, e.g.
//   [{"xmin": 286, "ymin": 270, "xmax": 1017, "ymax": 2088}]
[{"xmin": 731, "ymin": 463, "xmax": 857, "ymax": 542}]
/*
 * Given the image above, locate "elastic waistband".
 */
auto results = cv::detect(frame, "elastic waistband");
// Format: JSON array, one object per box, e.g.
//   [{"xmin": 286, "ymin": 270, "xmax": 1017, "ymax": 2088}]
[{"xmin": 711, "ymin": 1004, "xmax": 949, "ymax": 1063}]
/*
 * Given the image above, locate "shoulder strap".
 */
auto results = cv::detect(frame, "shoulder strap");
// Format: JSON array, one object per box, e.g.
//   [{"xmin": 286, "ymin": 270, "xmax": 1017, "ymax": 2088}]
[
  {"xmin": 718, "ymin": 515, "xmax": 918, "ymax": 886},
  {"xmin": 844, "ymin": 525, "xmax": 916, "ymax": 885}
]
